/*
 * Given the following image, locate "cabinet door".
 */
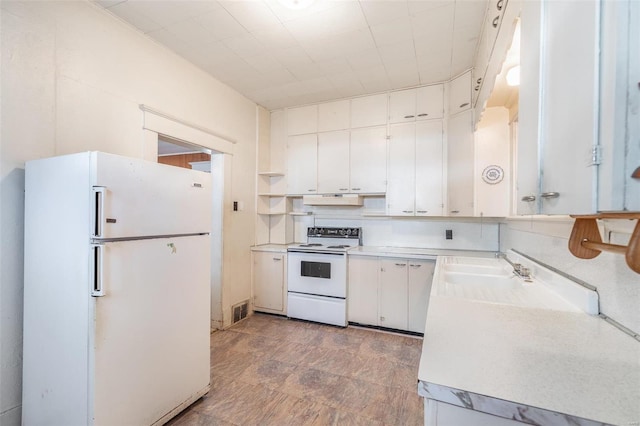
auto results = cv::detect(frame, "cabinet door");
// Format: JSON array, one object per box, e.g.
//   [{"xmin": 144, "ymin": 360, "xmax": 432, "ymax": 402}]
[
  {"xmin": 287, "ymin": 134, "xmax": 317, "ymax": 195},
  {"xmin": 347, "ymin": 256, "xmax": 379, "ymax": 325},
  {"xmin": 351, "ymin": 94, "xmax": 388, "ymax": 128},
  {"xmin": 448, "ymin": 71, "xmax": 472, "ymax": 115},
  {"xmin": 447, "ymin": 110, "xmax": 475, "ymax": 216},
  {"xmin": 287, "ymin": 105, "xmax": 318, "ymax": 136},
  {"xmin": 379, "ymin": 259, "xmax": 408, "ymax": 330},
  {"xmin": 387, "ymin": 123, "xmax": 416, "ymax": 215},
  {"xmin": 416, "ymin": 84, "xmax": 444, "ymax": 120},
  {"xmin": 538, "ymin": 0, "xmax": 598, "ymax": 214},
  {"xmin": 407, "ymin": 260, "xmax": 435, "ymax": 333},
  {"xmin": 350, "ymin": 126, "xmax": 387, "ymax": 193},
  {"xmin": 415, "ymin": 121, "xmax": 444, "ymax": 216},
  {"xmin": 318, "ymin": 100, "xmax": 350, "ymax": 132},
  {"xmin": 317, "ymin": 131, "xmax": 350, "ymax": 193},
  {"xmin": 389, "ymin": 89, "xmax": 417, "ymax": 124},
  {"xmin": 253, "ymin": 252, "xmax": 284, "ymax": 312}
]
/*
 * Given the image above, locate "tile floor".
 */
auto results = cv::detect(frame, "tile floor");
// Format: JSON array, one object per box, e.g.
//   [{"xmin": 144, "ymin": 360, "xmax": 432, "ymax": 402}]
[{"xmin": 167, "ymin": 313, "xmax": 424, "ymax": 425}]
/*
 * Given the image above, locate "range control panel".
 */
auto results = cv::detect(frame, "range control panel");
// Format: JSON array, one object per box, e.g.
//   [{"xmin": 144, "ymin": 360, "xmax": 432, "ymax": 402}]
[{"xmin": 307, "ymin": 227, "xmax": 361, "ymax": 238}]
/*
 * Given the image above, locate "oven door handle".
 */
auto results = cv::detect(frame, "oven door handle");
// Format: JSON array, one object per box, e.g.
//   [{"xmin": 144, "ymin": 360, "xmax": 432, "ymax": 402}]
[{"xmin": 287, "ymin": 250, "xmax": 346, "ymax": 256}]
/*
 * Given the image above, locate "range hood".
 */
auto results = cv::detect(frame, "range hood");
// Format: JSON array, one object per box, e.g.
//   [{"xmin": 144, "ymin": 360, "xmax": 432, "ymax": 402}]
[{"xmin": 303, "ymin": 194, "xmax": 364, "ymax": 206}]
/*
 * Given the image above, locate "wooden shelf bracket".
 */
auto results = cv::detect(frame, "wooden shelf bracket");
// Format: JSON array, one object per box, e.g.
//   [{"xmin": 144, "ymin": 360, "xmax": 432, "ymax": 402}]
[{"xmin": 569, "ymin": 212, "xmax": 640, "ymax": 274}]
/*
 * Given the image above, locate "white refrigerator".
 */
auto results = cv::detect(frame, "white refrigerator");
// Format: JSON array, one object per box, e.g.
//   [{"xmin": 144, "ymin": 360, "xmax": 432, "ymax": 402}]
[{"xmin": 22, "ymin": 152, "xmax": 212, "ymax": 425}]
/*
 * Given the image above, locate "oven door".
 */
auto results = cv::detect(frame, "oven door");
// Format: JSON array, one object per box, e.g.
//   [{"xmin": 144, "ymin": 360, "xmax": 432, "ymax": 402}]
[{"xmin": 287, "ymin": 251, "xmax": 346, "ymax": 298}]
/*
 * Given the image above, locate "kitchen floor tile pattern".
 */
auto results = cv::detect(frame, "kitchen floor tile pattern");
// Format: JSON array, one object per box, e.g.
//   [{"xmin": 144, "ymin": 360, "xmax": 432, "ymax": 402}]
[{"xmin": 167, "ymin": 313, "xmax": 424, "ymax": 426}]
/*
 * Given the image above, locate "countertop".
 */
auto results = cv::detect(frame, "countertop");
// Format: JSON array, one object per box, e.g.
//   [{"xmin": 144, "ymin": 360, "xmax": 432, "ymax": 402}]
[
  {"xmin": 250, "ymin": 244, "xmax": 288, "ymax": 253},
  {"xmin": 349, "ymin": 246, "xmax": 496, "ymax": 259},
  {"xmin": 418, "ymin": 288, "xmax": 640, "ymax": 425}
]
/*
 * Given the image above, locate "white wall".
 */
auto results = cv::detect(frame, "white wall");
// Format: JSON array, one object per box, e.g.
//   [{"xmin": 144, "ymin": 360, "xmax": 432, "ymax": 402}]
[
  {"xmin": 501, "ymin": 218, "xmax": 640, "ymax": 334},
  {"xmin": 0, "ymin": 2, "xmax": 259, "ymax": 423}
]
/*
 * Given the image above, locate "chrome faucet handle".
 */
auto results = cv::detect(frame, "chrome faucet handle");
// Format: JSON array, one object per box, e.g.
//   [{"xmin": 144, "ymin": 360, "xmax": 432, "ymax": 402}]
[
  {"xmin": 513, "ymin": 263, "xmax": 522, "ymax": 272},
  {"xmin": 520, "ymin": 267, "xmax": 531, "ymax": 277}
]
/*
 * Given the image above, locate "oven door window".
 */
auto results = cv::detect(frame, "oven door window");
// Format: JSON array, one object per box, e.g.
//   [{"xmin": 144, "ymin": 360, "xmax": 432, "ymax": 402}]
[{"xmin": 300, "ymin": 261, "xmax": 331, "ymax": 279}]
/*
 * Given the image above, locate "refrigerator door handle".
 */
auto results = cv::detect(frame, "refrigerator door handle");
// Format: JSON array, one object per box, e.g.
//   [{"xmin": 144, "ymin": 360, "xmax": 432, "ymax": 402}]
[
  {"xmin": 92, "ymin": 186, "xmax": 106, "ymax": 238},
  {"xmin": 91, "ymin": 244, "xmax": 105, "ymax": 297}
]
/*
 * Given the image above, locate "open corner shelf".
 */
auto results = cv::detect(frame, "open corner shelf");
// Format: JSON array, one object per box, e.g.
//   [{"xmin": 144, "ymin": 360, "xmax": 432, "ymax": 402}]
[{"xmin": 569, "ymin": 212, "xmax": 640, "ymax": 274}]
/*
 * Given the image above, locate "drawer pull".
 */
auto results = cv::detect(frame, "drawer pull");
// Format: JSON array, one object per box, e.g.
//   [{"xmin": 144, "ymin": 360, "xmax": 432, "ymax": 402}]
[
  {"xmin": 351, "ymin": 187, "xmax": 361, "ymax": 191},
  {"xmin": 404, "ymin": 115, "xmax": 415, "ymax": 119},
  {"xmin": 339, "ymin": 188, "xmax": 348, "ymax": 191},
  {"xmin": 416, "ymin": 210, "xmax": 427, "ymax": 213},
  {"xmin": 273, "ymin": 257, "xmax": 281, "ymax": 261},
  {"xmin": 402, "ymin": 210, "xmax": 413, "ymax": 214},
  {"xmin": 410, "ymin": 264, "xmax": 422, "ymax": 268},
  {"xmin": 395, "ymin": 263, "xmax": 407, "ymax": 267},
  {"xmin": 417, "ymin": 113, "xmax": 429, "ymax": 117},
  {"xmin": 450, "ymin": 210, "xmax": 460, "ymax": 214}
]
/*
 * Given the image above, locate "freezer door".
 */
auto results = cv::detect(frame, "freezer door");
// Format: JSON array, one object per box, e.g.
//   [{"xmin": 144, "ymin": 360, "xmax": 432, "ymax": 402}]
[
  {"xmin": 90, "ymin": 235, "xmax": 210, "ymax": 425},
  {"xmin": 92, "ymin": 152, "xmax": 211, "ymax": 239}
]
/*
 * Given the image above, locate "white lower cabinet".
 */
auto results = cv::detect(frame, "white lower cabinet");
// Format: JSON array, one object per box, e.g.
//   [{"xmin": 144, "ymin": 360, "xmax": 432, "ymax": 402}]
[
  {"xmin": 379, "ymin": 259, "xmax": 409, "ymax": 330},
  {"xmin": 252, "ymin": 250, "xmax": 286, "ymax": 314},
  {"xmin": 348, "ymin": 255, "xmax": 434, "ymax": 333}
]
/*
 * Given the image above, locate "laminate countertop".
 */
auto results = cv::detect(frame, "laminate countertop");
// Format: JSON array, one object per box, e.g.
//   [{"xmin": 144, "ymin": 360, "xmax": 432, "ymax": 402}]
[{"xmin": 418, "ymin": 258, "xmax": 640, "ymax": 426}]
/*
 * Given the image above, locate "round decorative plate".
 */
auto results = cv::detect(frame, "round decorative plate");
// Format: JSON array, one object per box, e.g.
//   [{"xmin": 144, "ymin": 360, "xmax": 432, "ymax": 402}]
[{"xmin": 482, "ymin": 165, "xmax": 504, "ymax": 184}]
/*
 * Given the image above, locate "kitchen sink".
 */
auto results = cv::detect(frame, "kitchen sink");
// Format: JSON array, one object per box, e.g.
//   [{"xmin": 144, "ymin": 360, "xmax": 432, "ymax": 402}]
[{"xmin": 434, "ymin": 256, "xmax": 583, "ymax": 312}]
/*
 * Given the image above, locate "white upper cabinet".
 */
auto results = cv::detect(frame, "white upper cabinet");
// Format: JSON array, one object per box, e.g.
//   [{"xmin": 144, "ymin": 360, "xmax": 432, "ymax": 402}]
[
  {"xmin": 287, "ymin": 134, "xmax": 317, "ymax": 195},
  {"xmin": 318, "ymin": 100, "xmax": 350, "ymax": 132},
  {"xmin": 448, "ymin": 71, "xmax": 472, "ymax": 115},
  {"xmin": 415, "ymin": 121, "xmax": 444, "ymax": 216},
  {"xmin": 387, "ymin": 123, "xmax": 417, "ymax": 215},
  {"xmin": 350, "ymin": 126, "xmax": 387, "ymax": 194},
  {"xmin": 389, "ymin": 85, "xmax": 444, "ymax": 123},
  {"xmin": 416, "ymin": 84, "xmax": 444, "ymax": 120},
  {"xmin": 388, "ymin": 121, "xmax": 444, "ymax": 216},
  {"xmin": 351, "ymin": 94, "xmax": 388, "ymax": 128},
  {"xmin": 317, "ymin": 131, "xmax": 350, "ymax": 194},
  {"xmin": 287, "ymin": 105, "xmax": 318, "ymax": 135},
  {"xmin": 447, "ymin": 110, "xmax": 475, "ymax": 216},
  {"xmin": 518, "ymin": 0, "xmax": 608, "ymax": 215}
]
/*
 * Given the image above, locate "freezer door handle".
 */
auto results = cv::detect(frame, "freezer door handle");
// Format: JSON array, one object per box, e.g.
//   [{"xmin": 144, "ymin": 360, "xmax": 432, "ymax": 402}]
[
  {"xmin": 91, "ymin": 244, "xmax": 105, "ymax": 297},
  {"xmin": 92, "ymin": 186, "xmax": 106, "ymax": 238}
]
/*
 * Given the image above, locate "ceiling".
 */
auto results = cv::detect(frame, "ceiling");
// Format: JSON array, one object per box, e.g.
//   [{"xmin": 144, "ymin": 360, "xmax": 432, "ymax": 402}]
[{"xmin": 95, "ymin": 0, "xmax": 489, "ymax": 110}]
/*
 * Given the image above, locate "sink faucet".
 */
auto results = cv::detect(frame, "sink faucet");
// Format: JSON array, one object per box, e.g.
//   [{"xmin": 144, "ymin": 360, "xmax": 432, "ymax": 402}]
[{"xmin": 496, "ymin": 253, "xmax": 532, "ymax": 281}]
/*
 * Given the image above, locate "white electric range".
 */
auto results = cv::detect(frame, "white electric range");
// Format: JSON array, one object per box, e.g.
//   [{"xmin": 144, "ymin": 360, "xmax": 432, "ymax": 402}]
[{"xmin": 287, "ymin": 227, "xmax": 361, "ymax": 326}]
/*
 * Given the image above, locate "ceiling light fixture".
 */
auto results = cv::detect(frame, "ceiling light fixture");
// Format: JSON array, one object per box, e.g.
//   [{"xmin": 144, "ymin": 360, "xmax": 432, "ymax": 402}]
[
  {"xmin": 277, "ymin": 0, "xmax": 315, "ymax": 10},
  {"xmin": 506, "ymin": 65, "xmax": 520, "ymax": 86}
]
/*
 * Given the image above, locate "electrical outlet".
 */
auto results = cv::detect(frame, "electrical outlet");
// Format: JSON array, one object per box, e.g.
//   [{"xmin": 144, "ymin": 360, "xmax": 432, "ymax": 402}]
[
  {"xmin": 233, "ymin": 201, "xmax": 238, "ymax": 211},
  {"xmin": 446, "ymin": 229, "xmax": 453, "ymax": 240}
]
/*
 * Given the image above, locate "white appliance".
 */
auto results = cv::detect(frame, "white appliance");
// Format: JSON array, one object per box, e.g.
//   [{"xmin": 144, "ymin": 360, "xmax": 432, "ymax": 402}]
[
  {"xmin": 287, "ymin": 227, "xmax": 361, "ymax": 326},
  {"xmin": 22, "ymin": 152, "xmax": 212, "ymax": 426}
]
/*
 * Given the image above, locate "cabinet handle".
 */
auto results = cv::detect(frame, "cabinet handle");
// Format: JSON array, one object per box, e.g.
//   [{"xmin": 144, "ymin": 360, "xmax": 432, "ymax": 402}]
[
  {"xmin": 476, "ymin": 78, "xmax": 483, "ymax": 84},
  {"xmin": 416, "ymin": 210, "xmax": 427, "ymax": 213},
  {"xmin": 540, "ymin": 192, "xmax": 560, "ymax": 199},
  {"xmin": 273, "ymin": 257, "xmax": 282, "ymax": 261},
  {"xmin": 474, "ymin": 85, "xmax": 480, "ymax": 91},
  {"xmin": 308, "ymin": 189, "xmax": 315, "ymax": 192},
  {"xmin": 380, "ymin": 316, "xmax": 385, "ymax": 322},
  {"xmin": 339, "ymin": 188, "xmax": 348, "ymax": 191},
  {"xmin": 497, "ymin": 0, "xmax": 504, "ymax": 11},
  {"xmin": 459, "ymin": 102, "xmax": 469, "ymax": 108},
  {"xmin": 404, "ymin": 115, "xmax": 415, "ymax": 119},
  {"xmin": 417, "ymin": 113, "xmax": 429, "ymax": 117},
  {"xmin": 402, "ymin": 210, "xmax": 413, "ymax": 213},
  {"xmin": 521, "ymin": 195, "xmax": 536, "ymax": 202},
  {"xmin": 351, "ymin": 187, "xmax": 361, "ymax": 191},
  {"xmin": 492, "ymin": 16, "xmax": 499, "ymax": 28},
  {"xmin": 410, "ymin": 264, "xmax": 422, "ymax": 268},
  {"xmin": 450, "ymin": 210, "xmax": 460, "ymax": 214},
  {"xmin": 395, "ymin": 263, "xmax": 407, "ymax": 267}
]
